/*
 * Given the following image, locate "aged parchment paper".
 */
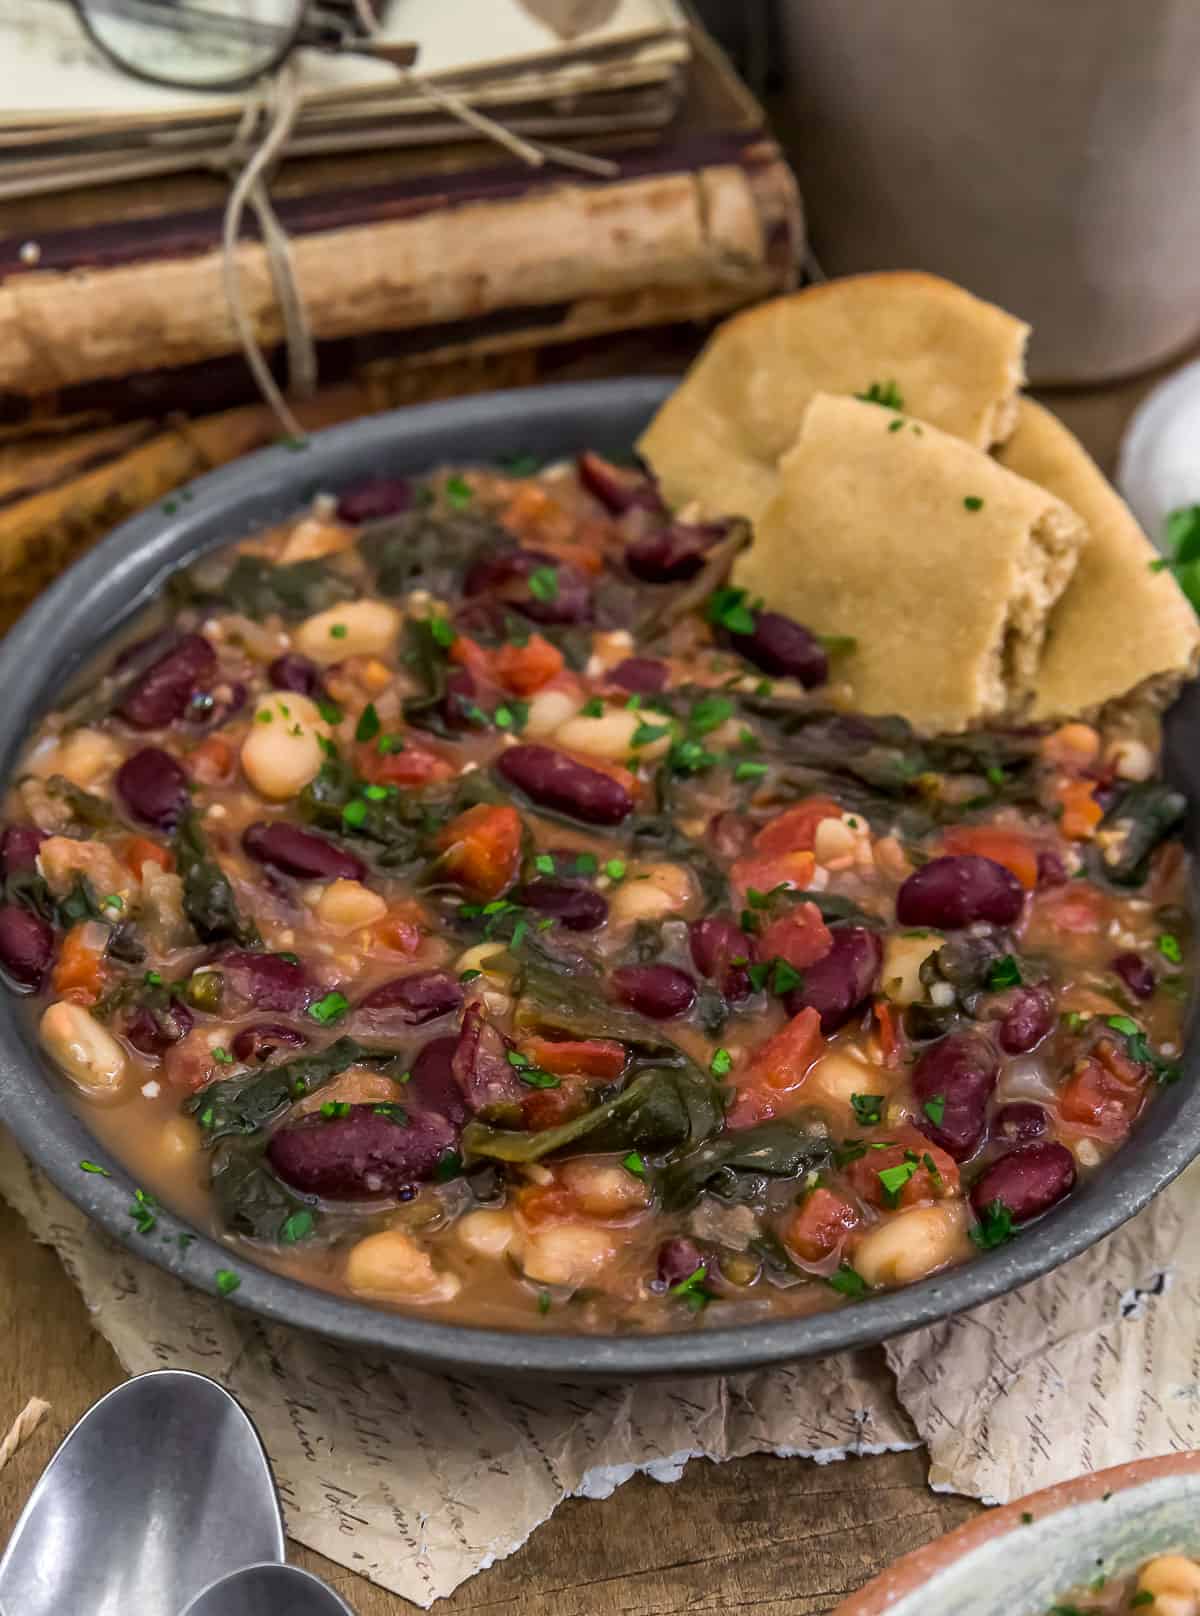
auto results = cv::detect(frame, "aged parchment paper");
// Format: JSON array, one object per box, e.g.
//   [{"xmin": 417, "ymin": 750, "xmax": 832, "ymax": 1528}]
[{"xmin": 3, "ymin": 1127, "xmax": 1197, "ymax": 1605}]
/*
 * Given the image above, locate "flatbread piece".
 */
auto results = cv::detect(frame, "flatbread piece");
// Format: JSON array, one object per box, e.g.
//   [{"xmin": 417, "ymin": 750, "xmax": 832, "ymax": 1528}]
[
  {"xmin": 734, "ymin": 394, "xmax": 1085, "ymax": 733},
  {"xmin": 997, "ymin": 399, "xmax": 1200, "ymax": 720},
  {"xmin": 637, "ymin": 271, "xmax": 1029, "ymax": 525}
]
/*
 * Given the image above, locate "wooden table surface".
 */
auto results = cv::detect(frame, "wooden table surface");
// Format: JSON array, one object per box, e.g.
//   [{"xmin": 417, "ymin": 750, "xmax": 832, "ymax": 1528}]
[{"xmin": 0, "ymin": 356, "xmax": 1181, "ymax": 1614}]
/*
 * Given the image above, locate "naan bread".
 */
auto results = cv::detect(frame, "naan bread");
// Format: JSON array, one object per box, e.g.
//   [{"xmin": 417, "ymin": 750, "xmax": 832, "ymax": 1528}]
[
  {"xmin": 637, "ymin": 271, "xmax": 1029, "ymax": 525},
  {"xmin": 735, "ymin": 394, "xmax": 1085, "ymax": 733},
  {"xmin": 997, "ymin": 399, "xmax": 1200, "ymax": 720}
]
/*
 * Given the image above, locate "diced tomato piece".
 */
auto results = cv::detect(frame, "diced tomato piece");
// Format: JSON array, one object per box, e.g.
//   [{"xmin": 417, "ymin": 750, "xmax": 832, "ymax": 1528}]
[
  {"xmin": 500, "ymin": 483, "xmax": 576, "ymax": 547},
  {"xmin": 941, "ymin": 824, "xmax": 1040, "ymax": 889},
  {"xmin": 521, "ymin": 1078, "xmax": 592, "ymax": 1132},
  {"xmin": 517, "ymin": 1035, "xmax": 626, "ymax": 1080},
  {"xmin": 758, "ymin": 902, "xmax": 833, "ymax": 970},
  {"xmin": 125, "ymin": 836, "xmax": 173, "ymax": 879},
  {"xmin": 1059, "ymin": 1037, "xmax": 1149, "ymax": 1141},
  {"xmin": 436, "ymin": 803, "xmax": 523, "ymax": 900},
  {"xmin": 355, "ymin": 738, "xmax": 455, "ymax": 788},
  {"xmin": 1053, "ymin": 778, "xmax": 1104, "ymax": 840},
  {"xmin": 52, "ymin": 922, "xmax": 106, "ymax": 1003},
  {"xmin": 371, "ymin": 902, "xmax": 424, "ymax": 956},
  {"xmin": 728, "ymin": 1006, "xmax": 824, "ymax": 1126},
  {"xmin": 754, "ymin": 797, "xmax": 844, "ymax": 857},
  {"xmin": 729, "ymin": 849, "xmax": 816, "ymax": 907},
  {"xmin": 449, "ymin": 634, "xmax": 493, "ymax": 683},
  {"xmin": 784, "ymin": 1187, "xmax": 861, "ymax": 1263},
  {"xmin": 873, "ymin": 997, "xmax": 904, "ymax": 1068},
  {"xmin": 845, "ymin": 1129, "xmax": 959, "ymax": 1208},
  {"xmin": 516, "ymin": 1181, "xmax": 577, "ymax": 1225},
  {"xmin": 492, "ymin": 633, "xmax": 565, "ymax": 696}
]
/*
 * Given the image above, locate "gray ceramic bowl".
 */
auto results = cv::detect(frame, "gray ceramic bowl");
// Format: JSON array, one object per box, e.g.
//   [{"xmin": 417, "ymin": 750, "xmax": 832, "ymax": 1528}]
[
  {"xmin": 834, "ymin": 1452, "xmax": 1200, "ymax": 1616},
  {"xmin": 0, "ymin": 379, "xmax": 1197, "ymax": 1379}
]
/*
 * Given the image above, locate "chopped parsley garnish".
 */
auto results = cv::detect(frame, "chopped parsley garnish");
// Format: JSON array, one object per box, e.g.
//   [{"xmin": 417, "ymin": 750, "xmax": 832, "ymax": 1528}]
[
  {"xmin": 1019, "ymin": 1511, "xmax": 1033, "ymax": 1525},
  {"xmin": 144, "ymin": 970, "xmax": 163, "ymax": 986},
  {"xmin": 710, "ymin": 1047, "xmax": 733, "ymax": 1077},
  {"xmin": 878, "ymin": 1160, "xmax": 919, "ymax": 1208},
  {"xmin": 377, "ymin": 733, "xmax": 404, "ymax": 754},
  {"xmin": 215, "ymin": 1268, "xmax": 242, "ymax": 1297},
  {"xmin": 604, "ymin": 859, "xmax": 626, "ymax": 881},
  {"xmin": 309, "ymin": 991, "xmax": 349, "ymax": 1026},
  {"xmin": 317, "ymin": 699, "xmax": 343, "ymax": 725},
  {"xmin": 1104, "ymin": 1015, "xmax": 1182, "ymax": 1085},
  {"xmin": 850, "ymin": 1093, "xmax": 884, "ymax": 1126},
  {"xmin": 747, "ymin": 957, "xmax": 803, "ymax": 996},
  {"xmin": 970, "ymin": 1198, "xmax": 1016, "ymax": 1250},
  {"xmin": 580, "ymin": 697, "xmax": 605, "ymax": 718},
  {"xmin": 622, "ymin": 1152, "xmax": 647, "ymax": 1178},
  {"xmin": 429, "ymin": 614, "xmax": 456, "ymax": 648},
  {"xmin": 444, "ymin": 474, "xmax": 473, "ymax": 510},
  {"xmin": 705, "ymin": 586, "xmax": 757, "ymax": 637},
  {"xmin": 212, "ymin": 1046, "xmax": 233, "ymax": 1064},
  {"xmin": 372, "ymin": 1103, "xmax": 409, "ymax": 1125},
  {"xmin": 342, "ymin": 799, "xmax": 367, "ymax": 828},
  {"xmin": 1151, "ymin": 504, "xmax": 1200, "ymax": 614},
  {"xmin": 923, "ymin": 1093, "xmax": 946, "ymax": 1127},
  {"xmin": 688, "ymin": 693, "xmax": 734, "ymax": 735},
  {"xmin": 505, "ymin": 1049, "xmax": 559, "ymax": 1088},
  {"xmin": 320, "ymin": 1101, "xmax": 351, "ymax": 1119},
  {"xmin": 1130, "ymin": 1593, "xmax": 1156, "ymax": 1608},
  {"xmin": 329, "ymin": 622, "xmax": 348, "ymax": 639},
  {"xmin": 280, "ymin": 1209, "xmax": 316, "ymax": 1243},
  {"xmin": 537, "ymin": 1290, "xmax": 552, "ymax": 1315},
  {"xmin": 632, "ymin": 720, "xmax": 671, "ymax": 749},
  {"xmin": 355, "ymin": 703, "xmax": 381, "ymax": 742},
  {"xmin": 1158, "ymin": 932, "xmax": 1183, "ymax": 964},
  {"xmin": 963, "ymin": 496, "xmax": 984, "ymax": 512},
  {"xmin": 856, "ymin": 379, "xmax": 904, "ymax": 410},
  {"xmin": 574, "ymin": 852, "xmax": 598, "ymax": 876},
  {"xmin": 734, "ymin": 760, "xmax": 768, "ymax": 782},
  {"xmin": 129, "ymin": 1187, "xmax": 157, "ymax": 1235},
  {"xmin": 528, "ymin": 566, "xmax": 559, "ymax": 602},
  {"xmin": 435, "ymin": 1149, "xmax": 463, "ymax": 1182},
  {"xmin": 985, "ymin": 954, "xmax": 1022, "ymax": 990},
  {"xmin": 827, "ymin": 1263, "xmax": 868, "ymax": 1298},
  {"xmin": 79, "ymin": 1159, "xmax": 110, "ymax": 1176},
  {"xmin": 670, "ymin": 1264, "xmax": 712, "ymax": 1312},
  {"xmin": 534, "ymin": 853, "xmax": 556, "ymax": 874},
  {"xmin": 502, "ymin": 453, "xmax": 541, "ymax": 476}
]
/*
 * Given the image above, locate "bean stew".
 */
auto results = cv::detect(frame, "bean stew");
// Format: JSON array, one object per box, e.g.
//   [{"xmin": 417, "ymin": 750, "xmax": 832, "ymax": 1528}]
[{"xmin": 1, "ymin": 453, "xmax": 1192, "ymax": 1331}]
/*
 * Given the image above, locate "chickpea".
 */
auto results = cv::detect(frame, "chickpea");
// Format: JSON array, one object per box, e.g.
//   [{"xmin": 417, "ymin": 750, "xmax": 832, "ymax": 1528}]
[
  {"xmin": 523, "ymin": 686, "xmax": 584, "ymax": 739},
  {"xmin": 559, "ymin": 1159, "xmax": 651, "ymax": 1218},
  {"xmin": 278, "ymin": 515, "xmax": 353, "ymax": 562},
  {"xmin": 39, "ymin": 1001, "xmax": 127, "ymax": 1099},
  {"xmin": 33, "ymin": 727, "xmax": 123, "ymax": 789},
  {"xmin": 812, "ymin": 816, "xmax": 857, "ymax": 866},
  {"xmin": 345, "ymin": 1229, "xmax": 461, "ymax": 1304},
  {"xmin": 553, "ymin": 705, "xmax": 671, "ymax": 763},
  {"xmin": 1137, "ymin": 1556, "xmax": 1200, "ymax": 1616},
  {"xmin": 807, "ymin": 1049, "xmax": 893, "ymax": 1121},
  {"xmin": 519, "ymin": 1223, "xmax": 615, "ymax": 1287},
  {"xmin": 240, "ymin": 691, "xmax": 329, "ymax": 801},
  {"xmin": 456, "ymin": 1209, "xmax": 518, "ymax": 1259},
  {"xmin": 852, "ymin": 1203, "xmax": 970, "ymax": 1288},
  {"xmin": 315, "ymin": 879, "xmax": 387, "ymax": 931},
  {"xmin": 293, "ymin": 600, "xmax": 400, "ymax": 667},
  {"xmin": 881, "ymin": 931, "xmax": 943, "ymax": 1005},
  {"xmin": 608, "ymin": 862, "xmax": 695, "ymax": 925},
  {"xmin": 159, "ymin": 1115, "xmax": 203, "ymax": 1168}
]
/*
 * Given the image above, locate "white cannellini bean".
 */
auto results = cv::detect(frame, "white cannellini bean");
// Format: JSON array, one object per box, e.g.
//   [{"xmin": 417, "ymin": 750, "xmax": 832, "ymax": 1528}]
[
  {"xmin": 278, "ymin": 515, "xmax": 353, "ymax": 562},
  {"xmin": 31, "ymin": 727, "xmax": 124, "ymax": 789},
  {"xmin": 39, "ymin": 1001, "xmax": 127, "ymax": 1099},
  {"xmin": 293, "ymin": 599, "xmax": 401, "ymax": 666},
  {"xmin": 608, "ymin": 862, "xmax": 695, "ymax": 925},
  {"xmin": 456, "ymin": 1209, "xmax": 517, "ymax": 1259},
  {"xmin": 454, "ymin": 940, "xmax": 509, "ymax": 977},
  {"xmin": 522, "ymin": 686, "xmax": 584, "ymax": 739},
  {"xmin": 240, "ymin": 690, "xmax": 329, "ymax": 801},
  {"xmin": 519, "ymin": 1223, "xmax": 615, "ymax": 1287},
  {"xmin": 558, "ymin": 1160, "xmax": 651, "ymax": 1217},
  {"xmin": 881, "ymin": 932, "xmax": 943, "ymax": 1005},
  {"xmin": 553, "ymin": 705, "xmax": 671, "ymax": 762},
  {"xmin": 853, "ymin": 1203, "xmax": 970, "ymax": 1289},
  {"xmin": 345, "ymin": 1230, "xmax": 462, "ymax": 1303},
  {"xmin": 806, "ymin": 1049, "xmax": 893, "ymax": 1119},
  {"xmin": 1137, "ymin": 1556, "xmax": 1200, "ymax": 1616},
  {"xmin": 315, "ymin": 879, "xmax": 387, "ymax": 930}
]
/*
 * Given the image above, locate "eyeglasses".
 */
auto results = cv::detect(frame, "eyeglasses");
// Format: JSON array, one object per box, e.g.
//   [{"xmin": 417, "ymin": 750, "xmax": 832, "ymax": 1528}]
[{"xmin": 67, "ymin": 0, "xmax": 417, "ymax": 94}]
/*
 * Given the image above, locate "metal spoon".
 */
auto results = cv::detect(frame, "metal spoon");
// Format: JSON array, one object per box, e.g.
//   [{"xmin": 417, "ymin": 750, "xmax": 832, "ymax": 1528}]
[
  {"xmin": 0, "ymin": 1369, "xmax": 285, "ymax": 1616},
  {"xmin": 181, "ymin": 1561, "xmax": 357, "ymax": 1615}
]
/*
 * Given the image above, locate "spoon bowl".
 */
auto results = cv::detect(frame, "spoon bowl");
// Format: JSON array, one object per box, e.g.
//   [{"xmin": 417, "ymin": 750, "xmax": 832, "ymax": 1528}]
[
  {"xmin": 182, "ymin": 1562, "xmax": 357, "ymax": 1615},
  {"xmin": 0, "ymin": 1370, "xmax": 285, "ymax": 1616}
]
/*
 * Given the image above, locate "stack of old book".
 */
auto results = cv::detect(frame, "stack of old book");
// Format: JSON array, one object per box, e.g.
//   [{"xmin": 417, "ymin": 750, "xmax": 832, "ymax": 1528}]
[{"xmin": 0, "ymin": 3, "xmax": 802, "ymax": 629}]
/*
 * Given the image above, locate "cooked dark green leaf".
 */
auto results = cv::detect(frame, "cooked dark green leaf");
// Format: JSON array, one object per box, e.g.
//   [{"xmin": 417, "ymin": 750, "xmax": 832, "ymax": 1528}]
[
  {"xmin": 174, "ymin": 812, "xmax": 260, "ymax": 947},
  {"xmin": 1095, "ymin": 781, "xmax": 1186, "ymax": 887},
  {"xmin": 656, "ymin": 1120, "xmax": 830, "ymax": 1212},
  {"xmin": 186, "ymin": 1035, "xmax": 381, "ymax": 1140}
]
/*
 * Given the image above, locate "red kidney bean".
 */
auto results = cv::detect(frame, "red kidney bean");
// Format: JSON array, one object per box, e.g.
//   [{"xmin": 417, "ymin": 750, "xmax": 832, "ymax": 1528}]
[
  {"xmin": 115, "ymin": 747, "xmax": 190, "ymax": 832},
  {"xmin": 230, "ymin": 1023, "xmax": 308, "ymax": 1063},
  {"xmin": 267, "ymin": 653, "xmax": 325, "ymax": 698},
  {"xmin": 220, "ymin": 952, "xmax": 312, "ymax": 1014},
  {"xmin": 991, "ymin": 1101, "xmax": 1048, "ymax": 1143},
  {"xmin": 896, "ymin": 855, "xmax": 1024, "ymax": 929},
  {"xmin": 0, "ymin": 824, "xmax": 45, "ymax": 875},
  {"xmin": 655, "ymin": 1237, "xmax": 710, "ymax": 1289},
  {"xmin": 125, "ymin": 1000, "xmax": 193, "ymax": 1056},
  {"xmin": 497, "ymin": 745, "xmax": 633, "ymax": 825},
  {"xmin": 611, "ymin": 963, "xmax": 696, "ymax": 1019},
  {"xmin": 513, "ymin": 878, "xmax": 608, "ymax": 931},
  {"xmin": 625, "ymin": 523, "xmax": 720, "ymax": 583},
  {"xmin": 609, "ymin": 657, "xmax": 669, "ymax": 694},
  {"xmin": 464, "ymin": 548, "xmax": 591, "ymax": 625},
  {"xmin": 728, "ymin": 611, "xmax": 828, "ymax": 688},
  {"xmin": 970, "ymin": 1142, "xmax": 1076, "ymax": 1224},
  {"xmin": 1036, "ymin": 849, "xmax": 1068, "ymax": 889},
  {"xmin": 358, "ymin": 970, "xmax": 463, "ymax": 1027},
  {"xmin": 268, "ymin": 1105, "xmax": 458, "ymax": 1199},
  {"xmin": 576, "ymin": 451, "xmax": 664, "ymax": 515},
  {"xmin": 997, "ymin": 986, "xmax": 1057, "ymax": 1054},
  {"xmin": 689, "ymin": 914, "xmax": 755, "ymax": 1001},
  {"xmin": 242, "ymin": 821, "xmax": 366, "ymax": 883},
  {"xmin": 335, "ymin": 477, "xmax": 413, "ymax": 524},
  {"xmin": 784, "ymin": 926, "xmax": 882, "ymax": 1034},
  {"xmin": 0, "ymin": 905, "xmax": 53, "ymax": 990},
  {"xmin": 118, "ymin": 633, "xmax": 217, "ymax": 729},
  {"xmin": 410, "ymin": 1034, "xmax": 470, "ymax": 1126},
  {"xmin": 1112, "ymin": 951, "xmax": 1155, "ymax": 1000},
  {"xmin": 911, "ymin": 1032, "xmax": 999, "ymax": 1160},
  {"xmin": 452, "ymin": 1004, "xmax": 524, "ymax": 1113}
]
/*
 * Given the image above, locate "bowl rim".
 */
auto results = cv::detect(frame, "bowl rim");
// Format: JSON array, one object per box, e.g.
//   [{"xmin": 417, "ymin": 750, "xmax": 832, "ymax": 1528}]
[
  {"xmin": 831, "ymin": 1449, "xmax": 1200, "ymax": 1615},
  {"xmin": 2, "ymin": 375, "xmax": 1199, "ymax": 1378}
]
